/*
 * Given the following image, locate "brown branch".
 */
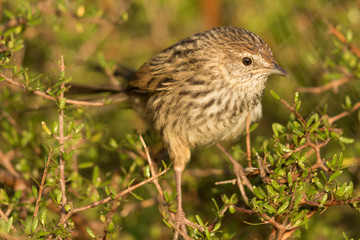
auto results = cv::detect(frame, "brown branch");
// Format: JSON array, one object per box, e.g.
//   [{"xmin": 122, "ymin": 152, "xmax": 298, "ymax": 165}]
[
  {"xmin": 33, "ymin": 149, "xmax": 53, "ymax": 218},
  {"xmin": 323, "ymin": 19, "xmax": 360, "ymax": 59},
  {"xmin": 279, "ymin": 99, "xmax": 306, "ymax": 126},
  {"xmin": 0, "ymin": 73, "xmax": 128, "ymax": 106},
  {"xmin": 58, "ymin": 56, "xmax": 68, "ymax": 221},
  {"xmin": 138, "ymin": 133, "xmax": 166, "ymax": 203},
  {"xmin": 328, "ymin": 101, "xmax": 360, "ymax": 125},
  {"xmin": 297, "ymin": 75, "xmax": 352, "ymax": 94},
  {"xmin": 246, "ymin": 113, "xmax": 252, "ymax": 167},
  {"xmin": 300, "ymin": 197, "xmax": 360, "ymax": 207},
  {"xmin": 59, "ymin": 168, "xmax": 168, "ymax": 225}
]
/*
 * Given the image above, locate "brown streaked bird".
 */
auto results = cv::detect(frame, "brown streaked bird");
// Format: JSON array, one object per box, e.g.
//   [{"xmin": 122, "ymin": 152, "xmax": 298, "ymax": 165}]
[{"xmin": 126, "ymin": 26, "xmax": 288, "ymax": 238}]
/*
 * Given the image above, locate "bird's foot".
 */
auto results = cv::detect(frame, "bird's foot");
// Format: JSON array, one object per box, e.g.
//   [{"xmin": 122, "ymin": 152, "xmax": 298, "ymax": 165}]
[{"xmin": 173, "ymin": 209, "xmax": 188, "ymax": 240}]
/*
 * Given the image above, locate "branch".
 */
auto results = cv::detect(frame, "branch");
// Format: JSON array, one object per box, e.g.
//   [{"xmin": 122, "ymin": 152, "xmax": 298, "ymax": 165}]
[
  {"xmin": 297, "ymin": 75, "xmax": 352, "ymax": 94},
  {"xmin": 59, "ymin": 168, "xmax": 168, "ymax": 225},
  {"xmin": 0, "ymin": 73, "xmax": 128, "ymax": 106},
  {"xmin": 33, "ymin": 149, "xmax": 53, "ymax": 218},
  {"xmin": 328, "ymin": 101, "xmax": 360, "ymax": 125},
  {"xmin": 323, "ymin": 19, "xmax": 360, "ymax": 59},
  {"xmin": 58, "ymin": 56, "xmax": 68, "ymax": 221}
]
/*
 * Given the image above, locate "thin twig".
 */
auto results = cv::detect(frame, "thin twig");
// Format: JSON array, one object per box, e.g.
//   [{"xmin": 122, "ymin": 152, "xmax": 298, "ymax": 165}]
[
  {"xmin": 58, "ymin": 56, "xmax": 68, "ymax": 221},
  {"xmin": 297, "ymin": 75, "xmax": 351, "ymax": 94},
  {"xmin": 0, "ymin": 73, "xmax": 128, "ymax": 106},
  {"xmin": 328, "ymin": 101, "xmax": 360, "ymax": 125},
  {"xmin": 138, "ymin": 133, "xmax": 166, "ymax": 203},
  {"xmin": 323, "ymin": 19, "xmax": 360, "ymax": 59},
  {"xmin": 34, "ymin": 149, "xmax": 53, "ymax": 218},
  {"xmin": 246, "ymin": 113, "xmax": 252, "ymax": 167},
  {"xmin": 59, "ymin": 168, "xmax": 168, "ymax": 225}
]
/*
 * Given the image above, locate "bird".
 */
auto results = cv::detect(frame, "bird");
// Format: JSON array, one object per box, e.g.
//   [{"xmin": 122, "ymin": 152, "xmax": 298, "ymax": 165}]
[{"xmin": 125, "ymin": 26, "xmax": 288, "ymax": 238}]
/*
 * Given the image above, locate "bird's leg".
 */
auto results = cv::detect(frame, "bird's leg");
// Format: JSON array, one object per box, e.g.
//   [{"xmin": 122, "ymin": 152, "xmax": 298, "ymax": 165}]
[{"xmin": 173, "ymin": 167, "xmax": 187, "ymax": 240}]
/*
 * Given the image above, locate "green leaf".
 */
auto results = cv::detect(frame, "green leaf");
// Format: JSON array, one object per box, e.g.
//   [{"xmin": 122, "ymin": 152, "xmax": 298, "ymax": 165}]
[
  {"xmin": 92, "ymin": 165, "xmax": 100, "ymax": 187},
  {"xmin": 277, "ymin": 200, "xmax": 289, "ymax": 214},
  {"xmin": 295, "ymin": 100, "xmax": 301, "ymax": 111},
  {"xmin": 195, "ymin": 215, "xmax": 204, "ymax": 227},
  {"xmin": 270, "ymin": 90, "xmax": 280, "ymax": 100},
  {"xmin": 74, "ymin": 123, "xmax": 85, "ymax": 134},
  {"xmin": 306, "ymin": 114, "xmax": 316, "ymax": 128},
  {"xmin": 5, "ymin": 216, "xmax": 13, "ymax": 233},
  {"xmin": 40, "ymin": 209, "xmax": 47, "ymax": 227},
  {"xmin": 339, "ymin": 137, "xmax": 354, "ymax": 144},
  {"xmin": 130, "ymin": 192, "xmax": 144, "ymax": 201},
  {"xmin": 309, "ymin": 121, "xmax": 321, "ymax": 133},
  {"xmin": 59, "ymin": 99, "xmax": 66, "ymax": 110},
  {"xmin": 86, "ymin": 227, "xmax": 96, "ymax": 239},
  {"xmin": 211, "ymin": 198, "xmax": 220, "ymax": 212},
  {"xmin": 328, "ymin": 170, "xmax": 342, "ymax": 183},
  {"xmin": 320, "ymin": 193, "xmax": 328, "ymax": 206},
  {"xmin": 264, "ymin": 204, "xmax": 276, "ymax": 214},
  {"xmin": 78, "ymin": 162, "xmax": 94, "ymax": 169},
  {"xmin": 212, "ymin": 222, "xmax": 221, "ymax": 232},
  {"xmin": 163, "ymin": 219, "xmax": 172, "ymax": 228},
  {"xmin": 32, "ymin": 185, "xmax": 38, "ymax": 198},
  {"xmin": 41, "ymin": 121, "xmax": 52, "ymax": 135},
  {"xmin": 144, "ymin": 165, "xmax": 151, "ymax": 178},
  {"xmin": 229, "ymin": 205, "xmax": 235, "ymax": 214},
  {"xmin": 294, "ymin": 91, "xmax": 299, "ymax": 102},
  {"xmin": 253, "ymin": 186, "xmax": 265, "ymax": 199},
  {"xmin": 32, "ymin": 217, "xmax": 39, "ymax": 233}
]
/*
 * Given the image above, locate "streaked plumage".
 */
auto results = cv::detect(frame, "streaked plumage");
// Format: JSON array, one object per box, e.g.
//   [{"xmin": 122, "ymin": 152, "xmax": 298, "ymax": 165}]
[{"xmin": 126, "ymin": 26, "xmax": 288, "ymax": 238}]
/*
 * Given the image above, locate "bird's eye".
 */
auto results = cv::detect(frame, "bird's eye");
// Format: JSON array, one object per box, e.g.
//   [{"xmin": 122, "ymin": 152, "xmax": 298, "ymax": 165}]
[{"xmin": 242, "ymin": 57, "xmax": 252, "ymax": 66}]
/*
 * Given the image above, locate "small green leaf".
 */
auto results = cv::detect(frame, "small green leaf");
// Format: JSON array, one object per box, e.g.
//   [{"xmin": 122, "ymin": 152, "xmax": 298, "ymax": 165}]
[
  {"xmin": 40, "ymin": 209, "xmax": 47, "ymax": 227},
  {"xmin": 130, "ymin": 192, "xmax": 144, "ymax": 201},
  {"xmin": 295, "ymin": 100, "xmax": 301, "ymax": 111},
  {"xmin": 264, "ymin": 204, "xmax": 276, "ymax": 214},
  {"xmin": 211, "ymin": 198, "xmax": 220, "ymax": 212},
  {"xmin": 229, "ymin": 205, "xmax": 235, "ymax": 214},
  {"xmin": 86, "ymin": 227, "xmax": 96, "ymax": 239},
  {"xmin": 339, "ymin": 137, "xmax": 354, "ymax": 144},
  {"xmin": 59, "ymin": 99, "xmax": 66, "ymax": 110},
  {"xmin": 309, "ymin": 121, "xmax": 321, "ymax": 133},
  {"xmin": 5, "ymin": 216, "xmax": 13, "ymax": 233},
  {"xmin": 345, "ymin": 95, "xmax": 352, "ymax": 109},
  {"xmin": 41, "ymin": 121, "xmax": 52, "ymax": 135},
  {"xmin": 294, "ymin": 91, "xmax": 299, "ymax": 102},
  {"xmin": 320, "ymin": 193, "xmax": 328, "ymax": 206},
  {"xmin": 195, "ymin": 215, "xmax": 204, "ymax": 226},
  {"xmin": 32, "ymin": 185, "xmax": 38, "ymax": 198},
  {"xmin": 144, "ymin": 165, "xmax": 151, "ymax": 178},
  {"xmin": 328, "ymin": 170, "xmax": 342, "ymax": 183},
  {"xmin": 78, "ymin": 162, "xmax": 94, "ymax": 169},
  {"xmin": 32, "ymin": 217, "xmax": 39, "ymax": 233},
  {"xmin": 52, "ymin": 121, "xmax": 59, "ymax": 135},
  {"xmin": 270, "ymin": 90, "xmax": 280, "ymax": 100},
  {"xmin": 163, "ymin": 219, "xmax": 172, "ymax": 228},
  {"xmin": 253, "ymin": 186, "xmax": 264, "ymax": 199},
  {"xmin": 212, "ymin": 222, "xmax": 221, "ymax": 232},
  {"xmin": 277, "ymin": 200, "xmax": 289, "ymax": 214},
  {"xmin": 306, "ymin": 114, "xmax": 316, "ymax": 128},
  {"xmin": 74, "ymin": 123, "xmax": 85, "ymax": 134}
]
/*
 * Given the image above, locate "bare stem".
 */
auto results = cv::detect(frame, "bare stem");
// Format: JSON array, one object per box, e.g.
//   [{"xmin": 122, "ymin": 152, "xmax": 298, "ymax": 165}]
[
  {"xmin": 0, "ymin": 73, "xmax": 128, "ymax": 106},
  {"xmin": 59, "ymin": 168, "xmax": 168, "ymax": 225},
  {"xmin": 58, "ymin": 56, "xmax": 67, "ymax": 221},
  {"xmin": 33, "ymin": 149, "xmax": 53, "ymax": 218}
]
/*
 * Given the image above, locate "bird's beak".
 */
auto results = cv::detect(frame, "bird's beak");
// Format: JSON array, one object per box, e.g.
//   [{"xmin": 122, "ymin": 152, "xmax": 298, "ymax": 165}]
[{"xmin": 270, "ymin": 62, "xmax": 289, "ymax": 78}]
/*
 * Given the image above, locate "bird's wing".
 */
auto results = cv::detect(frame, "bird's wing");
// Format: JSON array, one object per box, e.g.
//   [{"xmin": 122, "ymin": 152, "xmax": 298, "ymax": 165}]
[{"xmin": 126, "ymin": 52, "xmax": 181, "ymax": 93}]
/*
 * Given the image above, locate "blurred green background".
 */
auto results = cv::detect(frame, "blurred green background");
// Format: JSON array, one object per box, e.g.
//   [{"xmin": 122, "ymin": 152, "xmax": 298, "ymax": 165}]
[{"xmin": 1, "ymin": 0, "xmax": 360, "ymax": 239}]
